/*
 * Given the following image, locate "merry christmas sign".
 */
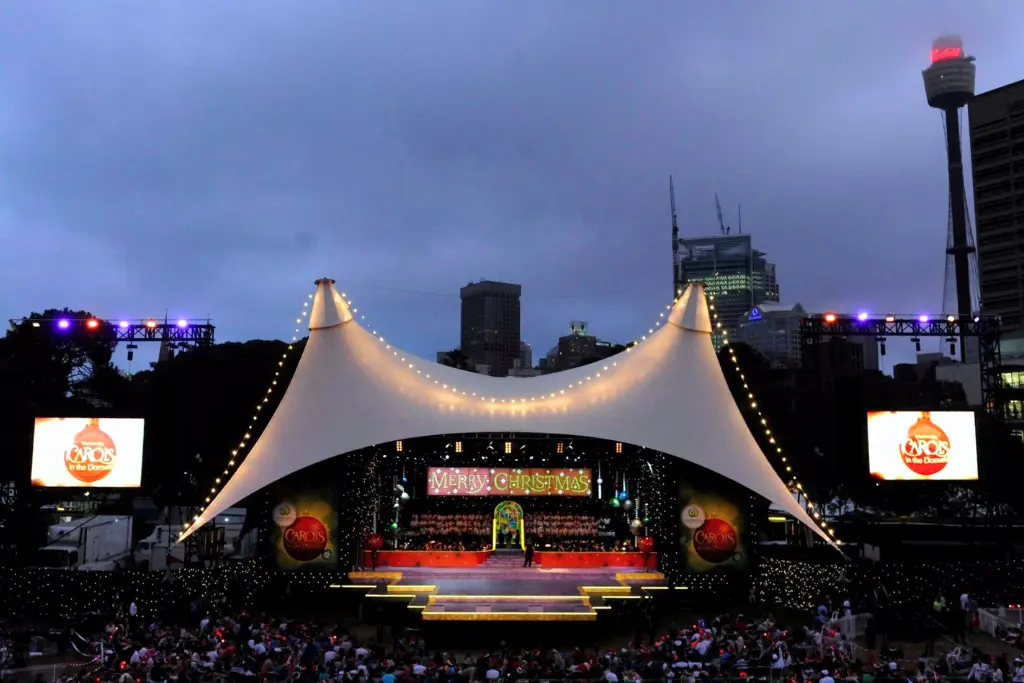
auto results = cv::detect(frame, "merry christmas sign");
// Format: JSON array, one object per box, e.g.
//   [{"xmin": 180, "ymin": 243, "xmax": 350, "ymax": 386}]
[{"xmin": 427, "ymin": 467, "xmax": 592, "ymax": 497}]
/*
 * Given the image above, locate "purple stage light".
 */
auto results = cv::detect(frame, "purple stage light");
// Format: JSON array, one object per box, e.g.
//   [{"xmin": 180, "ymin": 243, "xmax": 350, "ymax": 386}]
[
  {"xmin": 857, "ymin": 312, "xmax": 869, "ymax": 322},
  {"xmin": 56, "ymin": 319, "xmax": 70, "ymax": 330},
  {"xmin": 119, "ymin": 321, "xmax": 129, "ymax": 329},
  {"xmin": 919, "ymin": 315, "xmax": 930, "ymax": 323},
  {"xmin": 177, "ymin": 319, "xmax": 188, "ymax": 328}
]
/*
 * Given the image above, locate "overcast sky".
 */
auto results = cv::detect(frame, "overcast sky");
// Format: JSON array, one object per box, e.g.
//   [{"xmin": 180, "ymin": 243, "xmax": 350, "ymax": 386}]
[{"xmin": 1, "ymin": 1, "xmax": 1021, "ymax": 369}]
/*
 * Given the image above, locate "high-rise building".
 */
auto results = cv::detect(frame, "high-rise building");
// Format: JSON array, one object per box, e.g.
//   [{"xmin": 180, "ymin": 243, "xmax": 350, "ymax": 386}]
[
  {"xmin": 675, "ymin": 235, "xmax": 779, "ymax": 348},
  {"xmin": 541, "ymin": 320, "xmax": 623, "ymax": 372},
  {"xmin": 734, "ymin": 303, "xmax": 879, "ymax": 373},
  {"xmin": 968, "ymin": 78, "xmax": 1024, "ymax": 335},
  {"xmin": 459, "ymin": 280, "xmax": 522, "ymax": 376}
]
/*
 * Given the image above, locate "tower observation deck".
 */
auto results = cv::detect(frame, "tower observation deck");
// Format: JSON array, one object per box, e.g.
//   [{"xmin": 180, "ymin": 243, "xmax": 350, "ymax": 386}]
[{"xmin": 922, "ymin": 35, "xmax": 977, "ymax": 360}]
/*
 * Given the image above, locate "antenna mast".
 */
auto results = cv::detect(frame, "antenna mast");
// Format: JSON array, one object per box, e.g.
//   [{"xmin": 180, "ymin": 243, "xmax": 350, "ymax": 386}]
[{"xmin": 670, "ymin": 176, "xmax": 680, "ymax": 294}]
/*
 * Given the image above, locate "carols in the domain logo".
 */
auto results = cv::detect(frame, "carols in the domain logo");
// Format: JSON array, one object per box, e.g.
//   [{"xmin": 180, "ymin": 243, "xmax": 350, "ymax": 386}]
[
  {"xmin": 65, "ymin": 418, "xmax": 117, "ymax": 484},
  {"xmin": 692, "ymin": 517, "xmax": 738, "ymax": 564},
  {"xmin": 282, "ymin": 515, "xmax": 330, "ymax": 562},
  {"xmin": 900, "ymin": 411, "xmax": 951, "ymax": 476}
]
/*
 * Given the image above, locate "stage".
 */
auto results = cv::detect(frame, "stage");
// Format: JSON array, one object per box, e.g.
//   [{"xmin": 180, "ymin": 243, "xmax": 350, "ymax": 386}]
[{"xmin": 347, "ymin": 549, "xmax": 668, "ymax": 622}]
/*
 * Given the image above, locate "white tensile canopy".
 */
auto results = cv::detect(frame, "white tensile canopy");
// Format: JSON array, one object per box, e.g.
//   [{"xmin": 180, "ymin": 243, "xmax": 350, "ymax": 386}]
[{"xmin": 183, "ymin": 279, "xmax": 831, "ymax": 545}]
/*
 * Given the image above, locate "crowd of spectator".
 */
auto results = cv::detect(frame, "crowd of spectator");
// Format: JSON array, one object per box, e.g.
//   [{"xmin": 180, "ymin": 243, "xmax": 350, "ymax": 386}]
[{"xmin": 46, "ymin": 593, "xmax": 1024, "ymax": 683}]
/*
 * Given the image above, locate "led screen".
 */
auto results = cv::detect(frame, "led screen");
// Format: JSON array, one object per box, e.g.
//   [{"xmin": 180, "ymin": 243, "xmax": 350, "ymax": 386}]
[
  {"xmin": 866, "ymin": 410, "xmax": 978, "ymax": 481},
  {"xmin": 31, "ymin": 417, "xmax": 145, "ymax": 488},
  {"xmin": 270, "ymin": 489, "xmax": 338, "ymax": 571}
]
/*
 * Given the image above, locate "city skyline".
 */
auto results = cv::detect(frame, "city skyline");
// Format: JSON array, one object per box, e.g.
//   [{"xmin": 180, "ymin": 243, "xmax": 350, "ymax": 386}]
[{"xmin": 1, "ymin": 2, "xmax": 1022, "ymax": 370}]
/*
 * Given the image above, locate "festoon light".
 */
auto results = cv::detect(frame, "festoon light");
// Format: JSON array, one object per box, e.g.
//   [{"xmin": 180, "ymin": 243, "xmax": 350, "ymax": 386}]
[{"xmin": 704, "ymin": 290, "xmax": 840, "ymax": 545}]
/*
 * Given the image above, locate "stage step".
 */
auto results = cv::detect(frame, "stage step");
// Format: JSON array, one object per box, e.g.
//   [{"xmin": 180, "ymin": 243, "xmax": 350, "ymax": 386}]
[
  {"xmin": 422, "ymin": 595, "xmax": 596, "ymax": 621},
  {"xmin": 482, "ymin": 551, "xmax": 527, "ymax": 568}
]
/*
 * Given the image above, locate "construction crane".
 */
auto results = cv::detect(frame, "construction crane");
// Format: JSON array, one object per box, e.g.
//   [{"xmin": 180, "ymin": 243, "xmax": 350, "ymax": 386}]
[
  {"xmin": 670, "ymin": 176, "xmax": 680, "ymax": 294},
  {"xmin": 714, "ymin": 193, "xmax": 730, "ymax": 236}
]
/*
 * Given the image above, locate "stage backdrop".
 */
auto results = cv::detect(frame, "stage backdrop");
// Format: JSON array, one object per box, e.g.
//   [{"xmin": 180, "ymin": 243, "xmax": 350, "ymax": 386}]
[
  {"xmin": 678, "ymin": 481, "xmax": 748, "ymax": 573},
  {"xmin": 269, "ymin": 488, "xmax": 339, "ymax": 571}
]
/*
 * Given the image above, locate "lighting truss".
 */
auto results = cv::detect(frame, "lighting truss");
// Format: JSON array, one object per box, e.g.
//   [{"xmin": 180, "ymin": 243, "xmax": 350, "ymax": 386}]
[
  {"xmin": 8, "ymin": 318, "xmax": 215, "ymax": 347},
  {"xmin": 800, "ymin": 313, "xmax": 1003, "ymax": 419}
]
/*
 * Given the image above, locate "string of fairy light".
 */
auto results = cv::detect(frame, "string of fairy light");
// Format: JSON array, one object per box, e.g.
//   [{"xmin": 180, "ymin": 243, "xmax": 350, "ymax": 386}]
[
  {"xmin": 705, "ymin": 291, "xmax": 840, "ymax": 545},
  {"xmin": 186, "ymin": 282, "xmax": 837, "ymax": 547},
  {"xmin": 181, "ymin": 286, "xmax": 389, "ymax": 535}
]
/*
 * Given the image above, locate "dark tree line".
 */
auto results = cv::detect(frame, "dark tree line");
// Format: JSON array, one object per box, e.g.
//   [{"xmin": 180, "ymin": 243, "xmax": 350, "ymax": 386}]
[
  {"xmin": 0, "ymin": 309, "xmax": 302, "ymax": 565},
  {"xmin": 717, "ymin": 342, "xmax": 1024, "ymax": 522}
]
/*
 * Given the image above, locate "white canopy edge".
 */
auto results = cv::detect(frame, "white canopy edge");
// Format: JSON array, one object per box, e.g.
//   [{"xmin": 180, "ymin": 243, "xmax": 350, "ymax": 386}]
[{"xmin": 182, "ymin": 280, "xmax": 834, "ymax": 548}]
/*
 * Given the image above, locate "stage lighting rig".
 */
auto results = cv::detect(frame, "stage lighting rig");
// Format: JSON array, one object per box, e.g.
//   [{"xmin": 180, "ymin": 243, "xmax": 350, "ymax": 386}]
[
  {"xmin": 801, "ymin": 312, "xmax": 1004, "ymax": 418},
  {"xmin": 8, "ymin": 316, "xmax": 215, "ymax": 347}
]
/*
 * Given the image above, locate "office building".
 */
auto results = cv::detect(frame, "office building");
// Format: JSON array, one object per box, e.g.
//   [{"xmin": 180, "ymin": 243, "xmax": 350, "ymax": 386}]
[
  {"xmin": 969, "ymin": 78, "xmax": 1024, "ymax": 335},
  {"xmin": 540, "ymin": 320, "xmax": 623, "ymax": 372},
  {"xmin": 520, "ymin": 341, "xmax": 533, "ymax": 370},
  {"xmin": 733, "ymin": 303, "xmax": 879, "ymax": 373},
  {"xmin": 676, "ymin": 235, "xmax": 780, "ymax": 348},
  {"xmin": 460, "ymin": 280, "xmax": 522, "ymax": 376}
]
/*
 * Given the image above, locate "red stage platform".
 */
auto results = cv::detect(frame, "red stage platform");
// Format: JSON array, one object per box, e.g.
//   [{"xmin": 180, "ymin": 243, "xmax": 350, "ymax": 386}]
[
  {"xmin": 362, "ymin": 549, "xmax": 656, "ymax": 569},
  {"xmin": 362, "ymin": 550, "xmax": 490, "ymax": 567},
  {"xmin": 536, "ymin": 551, "xmax": 657, "ymax": 570}
]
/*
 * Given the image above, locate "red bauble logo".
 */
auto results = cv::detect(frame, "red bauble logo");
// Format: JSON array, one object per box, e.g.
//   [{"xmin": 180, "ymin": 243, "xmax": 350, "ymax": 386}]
[
  {"xmin": 65, "ymin": 421, "xmax": 117, "ymax": 484},
  {"xmin": 282, "ymin": 515, "xmax": 328, "ymax": 562},
  {"xmin": 692, "ymin": 517, "xmax": 738, "ymax": 564},
  {"xmin": 900, "ymin": 412, "xmax": 951, "ymax": 477}
]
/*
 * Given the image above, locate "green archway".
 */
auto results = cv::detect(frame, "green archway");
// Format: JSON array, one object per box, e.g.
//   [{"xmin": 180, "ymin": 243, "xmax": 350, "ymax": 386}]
[{"xmin": 492, "ymin": 501, "xmax": 525, "ymax": 551}]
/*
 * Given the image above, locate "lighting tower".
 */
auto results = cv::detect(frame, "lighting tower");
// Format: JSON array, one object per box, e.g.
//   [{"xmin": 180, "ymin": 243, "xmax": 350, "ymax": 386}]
[{"xmin": 922, "ymin": 34, "xmax": 976, "ymax": 360}]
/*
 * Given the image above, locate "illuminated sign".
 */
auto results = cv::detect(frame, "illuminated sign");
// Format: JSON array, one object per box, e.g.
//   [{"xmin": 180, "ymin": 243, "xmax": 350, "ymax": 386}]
[
  {"xmin": 931, "ymin": 47, "xmax": 963, "ymax": 63},
  {"xmin": 427, "ymin": 467, "xmax": 592, "ymax": 497},
  {"xmin": 749, "ymin": 308, "xmax": 762, "ymax": 321}
]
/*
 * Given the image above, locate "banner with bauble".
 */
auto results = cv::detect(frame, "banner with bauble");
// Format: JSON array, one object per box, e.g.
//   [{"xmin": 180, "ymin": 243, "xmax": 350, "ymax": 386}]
[
  {"xmin": 270, "ymin": 489, "xmax": 338, "ymax": 571},
  {"xmin": 678, "ymin": 483, "xmax": 747, "ymax": 573}
]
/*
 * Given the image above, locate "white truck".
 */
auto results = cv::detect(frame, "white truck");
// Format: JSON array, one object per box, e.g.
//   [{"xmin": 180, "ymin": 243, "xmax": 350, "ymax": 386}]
[
  {"xmin": 37, "ymin": 515, "xmax": 134, "ymax": 570},
  {"xmin": 134, "ymin": 507, "xmax": 256, "ymax": 570}
]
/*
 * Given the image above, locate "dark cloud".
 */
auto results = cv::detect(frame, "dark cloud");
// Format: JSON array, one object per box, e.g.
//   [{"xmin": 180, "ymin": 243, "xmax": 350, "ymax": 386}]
[{"xmin": 1, "ymin": 1, "xmax": 1020, "ymax": 368}]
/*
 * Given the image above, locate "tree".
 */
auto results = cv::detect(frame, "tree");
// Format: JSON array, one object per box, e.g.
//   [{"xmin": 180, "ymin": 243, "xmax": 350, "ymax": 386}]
[
  {"xmin": 0, "ymin": 309, "xmax": 124, "ymax": 564},
  {"xmin": 142, "ymin": 339, "xmax": 303, "ymax": 509}
]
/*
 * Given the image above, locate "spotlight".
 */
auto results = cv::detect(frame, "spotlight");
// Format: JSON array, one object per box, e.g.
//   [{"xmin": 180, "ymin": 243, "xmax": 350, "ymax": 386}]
[
  {"xmin": 504, "ymin": 441, "xmax": 512, "ymax": 454},
  {"xmin": 177, "ymin": 319, "xmax": 189, "ymax": 328},
  {"xmin": 556, "ymin": 442, "xmax": 564, "ymax": 454},
  {"xmin": 857, "ymin": 312, "xmax": 869, "ymax": 322},
  {"xmin": 615, "ymin": 442, "xmax": 623, "ymax": 454},
  {"xmin": 395, "ymin": 440, "xmax": 403, "ymax": 453},
  {"xmin": 824, "ymin": 313, "xmax": 837, "ymax": 323},
  {"xmin": 30, "ymin": 322, "xmax": 40, "ymax": 328},
  {"xmin": 145, "ymin": 320, "xmax": 157, "ymax": 329},
  {"xmin": 119, "ymin": 321, "xmax": 129, "ymax": 329},
  {"xmin": 885, "ymin": 315, "xmax": 896, "ymax": 323},
  {"xmin": 918, "ymin": 315, "xmax": 929, "ymax": 323},
  {"xmin": 454, "ymin": 441, "xmax": 463, "ymax": 454},
  {"xmin": 946, "ymin": 315, "xmax": 955, "ymax": 323},
  {"xmin": 85, "ymin": 319, "xmax": 100, "ymax": 330},
  {"xmin": 57, "ymin": 319, "xmax": 70, "ymax": 330}
]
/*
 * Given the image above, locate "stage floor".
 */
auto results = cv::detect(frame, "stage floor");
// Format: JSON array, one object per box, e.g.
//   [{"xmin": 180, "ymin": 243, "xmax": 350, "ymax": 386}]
[{"xmin": 347, "ymin": 563, "xmax": 668, "ymax": 622}]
